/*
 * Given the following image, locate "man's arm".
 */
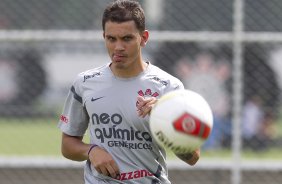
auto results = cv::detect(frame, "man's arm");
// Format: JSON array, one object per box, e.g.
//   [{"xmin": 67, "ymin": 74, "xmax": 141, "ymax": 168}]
[
  {"xmin": 61, "ymin": 133, "xmax": 90, "ymax": 161},
  {"xmin": 61, "ymin": 133, "xmax": 119, "ymax": 178},
  {"xmin": 175, "ymin": 148, "xmax": 200, "ymax": 166}
]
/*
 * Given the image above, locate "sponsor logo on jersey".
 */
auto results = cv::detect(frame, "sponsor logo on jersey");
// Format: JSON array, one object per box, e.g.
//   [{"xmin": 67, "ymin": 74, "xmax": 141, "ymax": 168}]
[
  {"xmin": 83, "ymin": 72, "xmax": 101, "ymax": 82},
  {"xmin": 91, "ymin": 112, "xmax": 153, "ymax": 150},
  {"xmin": 174, "ymin": 85, "xmax": 181, "ymax": 90},
  {"xmin": 116, "ymin": 169, "xmax": 154, "ymax": 181},
  {"xmin": 60, "ymin": 115, "xmax": 69, "ymax": 123},
  {"xmin": 149, "ymin": 76, "xmax": 168, "ymax": 86},
  {"xmin": 91, "ymin": 96, "xmax": 104, "ymax": 102}
]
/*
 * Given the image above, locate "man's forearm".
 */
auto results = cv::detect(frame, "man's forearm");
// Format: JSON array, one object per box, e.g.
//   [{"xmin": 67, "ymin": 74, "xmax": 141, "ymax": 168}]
[
  {"xmin": 61, "ymin": 133, "xmax": 91, "ymax": 161},
  {"xmin": 176, "ymin": 148, "xmax": 200, "ymax": 166}
]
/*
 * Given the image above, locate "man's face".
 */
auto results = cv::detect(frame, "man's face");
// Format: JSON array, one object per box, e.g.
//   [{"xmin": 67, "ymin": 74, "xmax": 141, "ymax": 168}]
[{"xmin": 103, "ymin": 20, "xmax": 148, "ymax": 71}]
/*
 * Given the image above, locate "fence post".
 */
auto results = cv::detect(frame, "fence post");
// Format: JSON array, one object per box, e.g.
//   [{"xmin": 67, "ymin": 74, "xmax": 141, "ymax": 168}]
[{"xmin": 232, "ymin": 0, "xmax": 244, "ymax": 184}]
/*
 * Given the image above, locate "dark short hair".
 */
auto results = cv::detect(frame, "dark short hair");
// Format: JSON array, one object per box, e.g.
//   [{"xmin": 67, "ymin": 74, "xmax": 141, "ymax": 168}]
[{"xmin": 102, "ymin": 0, "xmax": 145, "ymax": 32}]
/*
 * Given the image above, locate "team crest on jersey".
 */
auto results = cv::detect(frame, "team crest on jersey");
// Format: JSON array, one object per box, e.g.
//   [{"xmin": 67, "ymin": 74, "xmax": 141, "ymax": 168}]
[
  {"xmin": 138, "ymin": 89, "xmax": 159, "ymax": 98},
  {"xmin": 137, "ymin": 89, "xmax": 159, "ymax": 107}
]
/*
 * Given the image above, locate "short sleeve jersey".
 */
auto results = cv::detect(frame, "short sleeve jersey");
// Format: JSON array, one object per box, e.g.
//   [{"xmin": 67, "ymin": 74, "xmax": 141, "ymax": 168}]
[{"xmin": 58, "ymin": 62, "xmax": 184, "ymax": 184}]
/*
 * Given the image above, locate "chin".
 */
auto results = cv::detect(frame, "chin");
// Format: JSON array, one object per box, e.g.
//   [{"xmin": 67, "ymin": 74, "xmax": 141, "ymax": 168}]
[{"xmin": 112, "ymin": 61, "xmax": 126, "ymax": 69}]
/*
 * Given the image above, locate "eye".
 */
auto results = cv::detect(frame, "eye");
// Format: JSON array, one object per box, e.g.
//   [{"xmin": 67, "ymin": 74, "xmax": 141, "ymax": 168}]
[
  {"xmin": 106, "ymin": 36, "xmax": 116, "ymax": 42},
  {"xmin": 123, "ymin": 36, "xmax": 133, "ymax": 41}
]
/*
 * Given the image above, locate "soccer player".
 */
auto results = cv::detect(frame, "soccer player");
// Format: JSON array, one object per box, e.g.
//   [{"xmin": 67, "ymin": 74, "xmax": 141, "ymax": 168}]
[{"xmin": 58, "ymin": 0, "xmax": 200, "ymax": 183}]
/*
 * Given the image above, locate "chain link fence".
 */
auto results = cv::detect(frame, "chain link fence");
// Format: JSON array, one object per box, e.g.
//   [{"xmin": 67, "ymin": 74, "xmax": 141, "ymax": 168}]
[{"xmin": 0, "ymin": 0, "xmax": 282, "ymax": 184}]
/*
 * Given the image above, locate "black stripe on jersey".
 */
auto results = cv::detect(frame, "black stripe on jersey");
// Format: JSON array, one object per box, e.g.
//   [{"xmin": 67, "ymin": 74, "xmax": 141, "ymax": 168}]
[
  {"xmin": 151, "ymin": 165, "xmax": 162, "ymax": 184},
  {"xmin": 71, "ymin": 86, "xmax": 82, "ymax": 103}
]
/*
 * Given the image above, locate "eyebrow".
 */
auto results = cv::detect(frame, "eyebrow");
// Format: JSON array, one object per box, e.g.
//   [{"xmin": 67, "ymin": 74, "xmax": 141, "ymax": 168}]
[{"xmin": 105, "ymin": 33, "xmax": 135, "ymax": 38}]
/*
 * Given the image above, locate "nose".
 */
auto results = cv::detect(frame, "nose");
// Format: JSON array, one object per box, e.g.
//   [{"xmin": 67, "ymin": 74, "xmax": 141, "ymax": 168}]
[{"xmin": 114, "ymin": 40, "xmax": 125, "ymax": 51}]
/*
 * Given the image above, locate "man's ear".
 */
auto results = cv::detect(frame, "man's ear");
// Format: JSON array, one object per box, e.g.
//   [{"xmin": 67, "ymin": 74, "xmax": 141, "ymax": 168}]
[
  {"xmin": 141, "ymin": 30, "xmax": 149, "ymax": 47},
  {"xmin": 103, "ymin": 32, "xmax": 105, "ymax": 39}
]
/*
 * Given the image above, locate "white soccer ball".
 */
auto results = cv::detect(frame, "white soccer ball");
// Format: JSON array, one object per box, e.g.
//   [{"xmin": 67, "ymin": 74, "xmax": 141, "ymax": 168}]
[{"xmin": 149, "ymin": 89, "xmax": 213, "ymax": 154}]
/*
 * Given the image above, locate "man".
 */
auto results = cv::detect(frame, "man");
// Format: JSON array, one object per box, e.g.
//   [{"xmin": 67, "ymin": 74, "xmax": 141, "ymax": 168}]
[{"xmin": 58, "ymin": 0, "xmax": 200, "ymax": 183}]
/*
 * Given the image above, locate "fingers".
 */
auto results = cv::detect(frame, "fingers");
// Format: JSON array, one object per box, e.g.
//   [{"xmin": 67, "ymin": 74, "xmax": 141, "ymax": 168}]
[
  {"xmin": 136, "ymin": 96, "xmax": 146, "ymax": 109},
  {"xmin": 97, "ymin": 166, "xmax": 109, "ymax": 177},
  {"xmin": 137, "ymin": 96, "xmax": 157, "ymax": 118},
  {"xmin": 97, "ymin": 164, "xmax": 119, "ymax": 178},
  {"xmin": 89, "ymin": 146, "xmax": 120, "ymax": 178},
  {"xmin": 106, "ymin": 162, "xmax": 120, "ymax": 178}
]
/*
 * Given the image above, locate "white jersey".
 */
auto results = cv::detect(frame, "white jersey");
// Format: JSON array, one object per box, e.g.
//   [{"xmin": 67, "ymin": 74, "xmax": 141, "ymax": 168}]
[{"xmin": 58, "ymin": 62, "xmax": 184, "ymax": 184}]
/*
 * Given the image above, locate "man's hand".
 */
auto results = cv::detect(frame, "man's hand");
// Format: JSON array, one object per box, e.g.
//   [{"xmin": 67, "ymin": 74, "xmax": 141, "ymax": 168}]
[
  {"xmin": 88, "ymin": 146, "xmax": 120, "ymax": 178},
  {"xmin": 136, "ymin": 96, "xmax": 157, "ymax": 118},
  {"xmin": 175, "ymin": 148, "xmax": 200, "ymax": 166}
]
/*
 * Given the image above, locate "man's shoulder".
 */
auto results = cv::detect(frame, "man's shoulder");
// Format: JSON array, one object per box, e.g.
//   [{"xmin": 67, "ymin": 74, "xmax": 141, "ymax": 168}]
[
  {"xmin": 148, "ymin": 63, "xmax": 184, "ymax": 89},
  {"xmin": 149, "ymin": 63, "xmax": 181, "ymax": 81},
  {"xmin": 74, "ymin": 63, "xmax": 109, "ymax": 83},
  {"xmin": 80, "ymin": 63, "xmax": 108, "ymax": 76}
]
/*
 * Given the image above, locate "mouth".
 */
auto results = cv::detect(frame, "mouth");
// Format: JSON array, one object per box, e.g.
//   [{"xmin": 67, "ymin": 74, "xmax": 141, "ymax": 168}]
[{"xmin": 113, "ymin": 54, "xmax": 126, "ymax": 62}]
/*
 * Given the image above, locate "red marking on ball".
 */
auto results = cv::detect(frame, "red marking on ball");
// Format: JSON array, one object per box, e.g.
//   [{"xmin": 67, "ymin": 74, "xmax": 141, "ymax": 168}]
[{"xmin": 173, "ymin": 113, "xmax": 211, "ymax": 139}]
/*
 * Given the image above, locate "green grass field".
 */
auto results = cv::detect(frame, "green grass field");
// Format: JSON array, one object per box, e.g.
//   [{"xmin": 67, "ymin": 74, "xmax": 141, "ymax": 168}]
[
  {"xmin": 0, "ymin": 118, "xmax": 282, "ymax": 160},
  {"xmin": 0, "ymin": 118, "xmax": 62, "ymax": 155}
]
